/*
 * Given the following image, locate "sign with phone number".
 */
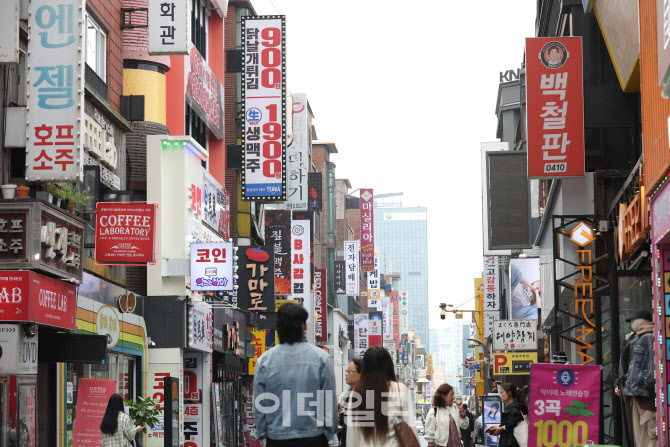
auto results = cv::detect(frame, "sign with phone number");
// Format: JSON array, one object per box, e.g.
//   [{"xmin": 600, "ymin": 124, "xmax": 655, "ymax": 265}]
[{"xmin": 528, "ymin": 363, "xmax": 601, "ymax": 446}]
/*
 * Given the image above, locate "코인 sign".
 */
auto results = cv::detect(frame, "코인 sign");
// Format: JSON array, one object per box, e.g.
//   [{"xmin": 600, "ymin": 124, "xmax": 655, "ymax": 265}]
[{"xmin": 190, "ymin": 242, "xmax": 234, "ymax": 291}]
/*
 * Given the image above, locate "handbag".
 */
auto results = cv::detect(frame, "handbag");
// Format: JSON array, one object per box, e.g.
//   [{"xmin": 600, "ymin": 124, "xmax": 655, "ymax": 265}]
[
  {"xmin": 513, "ymin": 414, "xmax": 528, "ymax": 447},
  {"xmin": 392, "ymin": 382, "xmax": 421, "ymax": 447}
]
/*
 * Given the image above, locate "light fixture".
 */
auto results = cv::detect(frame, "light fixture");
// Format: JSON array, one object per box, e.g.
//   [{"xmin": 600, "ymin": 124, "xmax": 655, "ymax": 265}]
[{"xmin": 23, "ymin": 323, "xmax": 36, "ymax": 338}]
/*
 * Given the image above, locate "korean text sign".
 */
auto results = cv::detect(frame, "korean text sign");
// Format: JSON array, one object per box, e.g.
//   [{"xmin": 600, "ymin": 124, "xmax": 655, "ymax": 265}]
[
  {"xmin": 291, "ymin": 220, "xmax": 313, "ymax": 341},
  {"xmin": 72, "ymin": 379, "xmax": 117, "ymax": 447},
  {"xmin": 483, "ymin": 256, "xmax": 500, "ymax": 311},
  {"xmin": 334, "ymin": 260, "xmax": 346, "ymax": 294},
  {"xmin": 354, "ymin": 313, "xmax": 368, "ymax": 358},
  {"xmin": 26, "ymin": 0, "xmax": 85, "ymax": 181},
  {"xmin": 242, "ymin": 16, "xmax": 286, "ymax": 200},
  {"xmin": 265, "ymin": 210, "xmax": 291, "ymax": 295},
  {"xmin": 148, "ymin": 0, "xmax": 188, "ymax": 55},
  {"xmin": 202, "ymin": 172, "xmax": 230, "ymax": 240},
  {"xmin": 529, "ymin": 364, "xmax": 601, "ymax": 446},
  {"xmin": 359, "ymin": 189, "xmax": 375, "ymax": 271},
  {"xmin": 188, "ymin": 301, "xmax": 212, "ymax": 352},
  {"xmin": 526, "ymin": 37, "xmax": 584, "ymax": 178},
  {"xmin": 493, "ymin": 319, "xmax": 537, "ymax": 351},
  {"xmin": 277, "ymin": 93, "xmax": 309, "ymax": 210},
  {"xmin": 95, "ymin": 203, "xmax": 158, "ymax": 265},
  {"xmin": 493, "ymin": 352, "xmax": 537, "ymax": 375},
  {"xmin": 237, "ymin": 245, "xmax": 276, "ymax": 312},
  {"xmin": 186, "ymin": 43, "xmax": 224, "ymax": 139},
  {"xmin": 314, "ymin": 269, "xmax": 327, "ymax": 343},
  {"xmin": 344, "ymin": 241, "xmax": 360, "ymax": 296},
  {"xmin": 190, "ymin": 242, "xmax": 233, "ymax": 291}
]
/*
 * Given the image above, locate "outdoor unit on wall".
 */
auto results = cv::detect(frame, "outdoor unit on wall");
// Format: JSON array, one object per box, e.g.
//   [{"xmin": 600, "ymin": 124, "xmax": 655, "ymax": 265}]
[
  {"xmin": 102, "ymin": 141, "xmax": 117, "ymax": 168},
  {"xmin": 84, "ymin": 115, "xmax": 103, "ymax": 159}
]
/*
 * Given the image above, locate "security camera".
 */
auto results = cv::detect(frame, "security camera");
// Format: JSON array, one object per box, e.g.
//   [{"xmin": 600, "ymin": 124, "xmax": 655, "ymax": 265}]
[{"xmin": 440, "ymin": 309, "xmax": 446, "ymax": 320}]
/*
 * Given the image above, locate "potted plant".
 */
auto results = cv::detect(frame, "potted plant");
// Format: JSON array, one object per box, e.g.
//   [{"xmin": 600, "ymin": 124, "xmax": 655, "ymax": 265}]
[
  {"xmin": 126, "ymin": 395, "xmax": 161, "ymax": 447},
  {"xmin": 15, "ymin": 182, "xmax": 30, "ymax": 199},
  {"xmin": 0, "ymin": 184, "xmax": 16, "ymax": 199},
  {"xmin": 40, "ymin": 182, "xmax": 60, "ymax": 205}
]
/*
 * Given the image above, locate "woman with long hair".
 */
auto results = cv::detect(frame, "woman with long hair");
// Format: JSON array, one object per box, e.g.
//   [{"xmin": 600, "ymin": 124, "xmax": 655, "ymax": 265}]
[
  {"xmin": 339, "ymin": 358, "xmax": 363, "ymax": 447},
  {"xmin": 346, "ymin": 347, "xmax": 419, "ymax": 447},
  {"xmin": 100, "ymin": 393, "xmax": 143, "ymax": 447},
  {"xmin": 485, "ymin": 383, "xmax": 528, "ymax": 447},
  {"xmin": 424, "ymin": 383, "xmax": 470, "ymax": 447}
]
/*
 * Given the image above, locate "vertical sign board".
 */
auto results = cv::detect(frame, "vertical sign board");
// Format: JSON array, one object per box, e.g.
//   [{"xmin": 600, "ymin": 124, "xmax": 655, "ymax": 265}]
[
  {"xmin": 242, "ymin": 16, "xmax": 287, "ymax": 200},
  {"xmin": 237, "ymin": 246, "xmax": 276, "ymax": 312},
  {"xmin": 368, "ymin": 311, "xmax": 383, "ymax": 347},
  {"xmin": 72, "ymin": 379, "xmax": 117, "ymax": 446},
  {"xmin": 367, "ymin": 248, "xmax": 380, "ymax": 300},
  {"xmin": 381, "ymin": 296, "xmax": 391, "ymax": 340},
  {"xmin": 95, "ymin": 203, "xmax": 158, "ymax": 265},
  {"xmin": 314, "ymin": 269, "xmax": 327, "ymax": 343},
  {"xmin": 188, "ymin": 302, "xmax": 213, "ymax": 353},
  {"xmin": 291, "ymin": 220, "xmax": 313, "ymax": 342},
  {"xmin": 190, "ymin": 242, "xmax": 234, "ymax": 291},
  {"xmin": 307, "ymin": 172, "xmax": 323, "ymax": 211},
  {"xmin": 354, "ymin": 313, "xmax": 368, "ymax": 358},
  {"xmin": 248, "ymin": 328, "xmax": 267, "ymax": 374},
  {"xmin": 279, "ymin": 93, "xmax": 309, "ymax": 210},
  {"xmin": 528, "ymin": 364, "xmax": 601, "ymax": 446},
  {"xmin": 401, "ymin": 333, "xmax": 409, "ymax": 365},
  {"xmin": 526, "ymin": 37, "xmax": 584, "ymax": 178},
  {"xmin": 344, "ymin": 241, "xmax": 360, "ymax": 296},
  {"xmin": 26, "ymin": 0, "xmax": 85, "ymax": 182},
  {"xmin": 185, "ymin": 43, "xmax": 224, "ymax": 139},
  {"xmin": 399, "ymin": 291, "xmax": 409, "ymax": 331},
  {"xmin": 390, "ymin": 291, "xmax": 400, "ymax": 348},
  {"xmin": 147, "ymin": 0, "xmax": 189, "ymax": 55},
  {"xmin": 334, "ymin": 260, "xmax": 346, "ymax": 294},
  {"xmin": 360, "ymin": 189, "xmax": 375, "ymax": 271},
  {"xmin": 0, "ymin": 0, "xmax": 19, "ymax": 63},
  {"xmin": 202, "ymin": 172, "xmax": 230, "ymax": 240},
  {"xmin": 183, "ymin": 353, "xmax": 203, "ymax": 446},
  {"xmin": 264, "ymin": 210, "xmax": 292, "ymax": 295}
]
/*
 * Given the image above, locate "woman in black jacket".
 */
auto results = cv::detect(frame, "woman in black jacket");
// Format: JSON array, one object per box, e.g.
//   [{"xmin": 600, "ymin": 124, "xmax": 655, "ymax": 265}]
[{"xmin": 485, "ymin": 383, "xmax": 528, "ymax": 447}]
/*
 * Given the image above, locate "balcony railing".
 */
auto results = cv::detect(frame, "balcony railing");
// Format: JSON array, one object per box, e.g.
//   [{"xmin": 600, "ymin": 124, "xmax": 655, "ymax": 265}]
[{"xmin": 85, "ymin": 64, "xmax": 108, "ymax": 101}]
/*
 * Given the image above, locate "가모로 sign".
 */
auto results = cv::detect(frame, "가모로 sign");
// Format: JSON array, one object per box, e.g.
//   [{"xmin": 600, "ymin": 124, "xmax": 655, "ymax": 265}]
[{"xmin": 237, "ymin": 245, "xmax": 276, "ymax": 312}]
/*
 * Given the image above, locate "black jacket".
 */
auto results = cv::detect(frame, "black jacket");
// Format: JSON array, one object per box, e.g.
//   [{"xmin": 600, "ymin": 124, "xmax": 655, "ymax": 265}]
[{"xmin": 499, "ymin": 401, "xmax": 528, "ymax": 447}]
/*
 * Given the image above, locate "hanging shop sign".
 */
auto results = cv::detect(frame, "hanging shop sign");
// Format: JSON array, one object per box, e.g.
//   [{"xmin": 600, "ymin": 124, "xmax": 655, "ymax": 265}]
[
  {"xmin": 212, "ymin": 306, "xmax": 246, "ymax": 356},
  {"xmin": 526, "ymin": 37, "xmax": 584, "ymax": 178},
  {"xmin": 190, "ymin": 242, "xmax": 234, "ymax": 291},
  {"xmin": 353, "ymin": 313, "xmax": 368, "ymax": 358},
  {"xmin": 202, "ymin": 172, "xmax": 230, "ymax": 240},
  {"xmin": 185, "ymin": 43, "xmax": 224, "ymax": 139},
  {"xmin": 285, "ymin": 94, "xmax": 309, "ymax": 209},
  {"xmin": 188, "ymin": 301, "xmax": 213, "ymax": 352},
  {"xmin": 334, "ymin": 260, "xmax": 346, "ymax": 294},
  {"xmin": 360, "ymin": 189, "xmax": 375, "ymax": 271},
  {"xmin": 401, "ymin": 333, "xmax": 409, "ymax": 365},
  {"xmin": 291, "ymin": 220, "xmax": 312, "ymax": 337},
  {"xmin": 26, "ymin": 0, "xmax": 85, "ymax": 181},
  {"xmin": 390, "ymin": 291, "xmax": 400, "ymax": 346},
  {"xmin": 241, "ymin": 15, "xmax": 287, "ymax": 200},
  {"xmin": 0, "ymin": 270, "xmax": 76, "ymax": 330},
  {"xmin": 95, "ymin": 202, "xmax": 158, "ymax": 265},
  {"xmin": 0, "ymin": 0, "xmax": 19, "ymax": 64},
  {"xmin": 368, "ymin": 310, "xmax": 383, "ymax": 347},
  {"xmin": 72, "ymin": 379, "xmax": 117, "ymax": 446},
  {"xmin": 96, "ymin": 305, "xmax": 121, "ymax": 349},
  {"xmin": 314, "ymin": 269, "xmax": 327, "ymax": 343},
  {"xmin": 0, "ymin": 324, "xmax": 38, "ymax": 375},
  {"xmin": 265, "ymin": 210, "xmax": 291, "ymax": 295},
  {"xmin": 381, "ymin": 296, "xmax": 391, "ymax": 339},
  {"xmin": 237, "ymin": 245, "xmax": 276, "ymax": 312},
  {"xmin": 528, "ymin": 364, "xmax": 601, "ymax": 446},
  {"xmin": 399, "ymin": 291, "xmax": 409, "ymax": 332},
  {"xmin": 493, "ymin": 352, "xmax": 538, "ymax": 375},
  {"xmin": 183, "ymin": 352, "xmax": 203, "ymax": 446},
  {"xmin": 483, "ymin": 256, "xmax": 500, "ymax": 311},
  {"xmin": 570, "ymin": 222, "xmax": 595, "ymax": 364},
  {"xmin": 148, "ymin": 0, "xmax": 189, "ymax": 55},
  {"xmin": 308, "ymin": 172, "xmax": 323, "ymax": 211},
  {"xmin": 493, "ymin": 319, "xmax": 537, "ymax": 351},
  {"xmin": 367, "ymin": 248, "xmax": 380, "ymax": 300},
  {"xmin": 344, "ymin": 241, "xmax": 360, "ymax": 296},
  {"xmin": 248, "ymin": 327, "xmax": 267, "ymax": 374}
]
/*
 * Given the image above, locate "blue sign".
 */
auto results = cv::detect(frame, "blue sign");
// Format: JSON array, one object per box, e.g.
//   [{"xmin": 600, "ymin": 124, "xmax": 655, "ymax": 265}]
[
  {"xmin": 465, "ymin": 385, "xmax": 475, "ymax": 390},
  {"xmin": 557, "ymin": 369, "xmax": 575, "ymax": 386},
  {"xmin": 468, "ymin": 363, "xmax": 481, "ymax": 371}
]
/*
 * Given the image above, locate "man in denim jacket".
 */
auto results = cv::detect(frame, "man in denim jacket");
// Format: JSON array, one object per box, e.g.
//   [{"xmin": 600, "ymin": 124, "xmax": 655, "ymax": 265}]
[
  {"xmin": 622, "ymin": 309, "xmax": 656, "ymax": 447},
  {"xmin": 252, "ymin": 303, "xmax": 338, "ymax": 447}
]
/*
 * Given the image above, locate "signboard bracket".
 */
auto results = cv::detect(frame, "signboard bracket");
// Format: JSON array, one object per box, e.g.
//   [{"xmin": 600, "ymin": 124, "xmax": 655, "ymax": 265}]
[{"xmin": 121, "ymin": 8, "xmax": 148, "ymax": 29}]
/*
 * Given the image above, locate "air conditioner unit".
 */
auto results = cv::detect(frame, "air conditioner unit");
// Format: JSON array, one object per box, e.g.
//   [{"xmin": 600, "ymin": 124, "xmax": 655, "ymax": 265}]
[{"xmin": 102, "ymin": 141, "xmax": 117, "ymax": 168}]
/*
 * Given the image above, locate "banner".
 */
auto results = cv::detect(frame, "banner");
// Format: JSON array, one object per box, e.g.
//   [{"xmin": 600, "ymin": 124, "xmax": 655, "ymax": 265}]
[
  {"xmin": 526, "ymin": 37, "xmax": 584, "ymax": 178},
  {"xmin": 26, "ymin": 0, "xmax": 85, "ymax": 182},
  {"xmin": 237, "ymin": 246, "xmax": 275, "ymax": 312},
  {"xmin": 291, "ymin": 220, "xmax": 312, "ymax": 342},
  {"xmin": 344, "ymin": 241, "xmax": 360, "ymax": 296},
  {"xmin": 314, "ymin": 269, "xmax": 327, "ymax": 343},
  {"xmin": 148, "ymin": 0, "xmax": 189, "ymax": 54},
  {"xmin": 360, "ymin": 189, "xmax": 375, "ymax": 271},
  {"xmin": 493, "ymin": 319, "xmax": 537, "ymax": 351},
  {"xmin": 354, "ymin": 314, "xmax": 368, "ymax": 358},
  {"xmin": 242, "ymin": 16, "xmax": 286, "ymax": 200},
  {"xmin": 529, "ymin": 364, "xmax": 601, "ymax": 446},
  {"xmin": 264, "ymin": 210, "xmax": 291, "ymax": 295},
  {"xmin": 185, "ymin": 43, "xmax": 224, "ymax": 139},
  {"xmin": 368, "ymin": 311, "xmax": 383, "ymax": 347},
  {"xmin": 509, "ymin": 258, "xmax": 541, "ymax": 320},
  {"xmin": 190, "ymin": 242, "xmax": 234, "ymax": 291},
  {"xmin": 493, "ymin": 352, "xmax": 537, "ymax": 375},
  {"xmin": 95, "ymin": 202, "xmax": 158, "ymax": 265},
  {"xmin": 399, "ymin": 291, "xmax": 409, "ymax": 331},
  {"xmin": 72, "ymin": 379, "xmax": 117, "ymax": 446},
  {"xmin": 334, "ymin": 260, "xmax": 346, "ymax": 294}
]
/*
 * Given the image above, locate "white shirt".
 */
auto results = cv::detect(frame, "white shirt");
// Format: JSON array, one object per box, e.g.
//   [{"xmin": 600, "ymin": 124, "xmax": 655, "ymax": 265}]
[{"xmin": 424, "ymin": 405, "xmax": 469, "ymax": 445}]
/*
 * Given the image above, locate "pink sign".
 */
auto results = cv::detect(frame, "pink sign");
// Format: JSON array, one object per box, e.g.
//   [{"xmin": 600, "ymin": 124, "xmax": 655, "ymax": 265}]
[
  {"xmin": 73, "ymin": 379, "xmax": 117, "ymax": 446},
  {"xmin": 528, "ymin": 363, "xmax": 601, "ymax": 446},
  {"xmin": 359, "ymin": 189, "xmax": 374, "ymax": 272}
]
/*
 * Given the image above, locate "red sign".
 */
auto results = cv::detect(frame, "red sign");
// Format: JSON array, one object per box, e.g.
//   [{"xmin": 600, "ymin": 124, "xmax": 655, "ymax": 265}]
[
  {"xmin": 314, "ymin": 269, "xmax": 327, "ymax": 343},
  {"xmin": 390, "ymin": 291, "xmax": 400, "ymax": 348},
  {"xmin": 360, "ymin": 189, "xmax": 374, "ymax": 271},
  {"xmin": 526, "ymin": 37, "xmax": 584, "ymax": 178},
  {"xmin": 95, "ymin": 202, "xmax": 158, "ymax": 265},
  {"xmin": 186, "ymin": 44, "xmax": 224, "ymax": 139},
  {"xmin": 0, "ymin": 271, "xmax": 76, "ymax": 330},
  {"xmin": 72, "ymin": 379, "xmax": 117, "ymax": 447}
]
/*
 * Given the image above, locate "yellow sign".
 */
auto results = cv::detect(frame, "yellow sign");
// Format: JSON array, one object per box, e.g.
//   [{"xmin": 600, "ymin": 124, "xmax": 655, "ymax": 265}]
[
  {"xmin": 275, "ymin": 299, "xmax": 298, "ymax": 311},
  {"xmin": 96, "ymin": 305, "xmax": 120, "ymax": 349},
  {"xmin": 570, "ymin": 221, "xmax": 595, "ymax": 247},
  {"xmin": 248, "ymin": 328, "xmax": 267, "ymax": 375},
  {"xmin": 493, "ymin": 352, "xmax": 538, "ymax": 375}
]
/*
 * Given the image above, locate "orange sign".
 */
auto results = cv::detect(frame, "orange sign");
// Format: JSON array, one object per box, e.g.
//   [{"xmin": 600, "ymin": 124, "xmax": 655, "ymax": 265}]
[{"xmin": 570, "ymin": 221, "xmax": 595, "ymax": 247}]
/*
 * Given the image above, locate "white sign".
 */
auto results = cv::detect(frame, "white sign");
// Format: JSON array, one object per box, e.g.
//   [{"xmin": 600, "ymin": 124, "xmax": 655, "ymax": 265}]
[
  {"xmin": 344, "ymin": 241, "xmax": 360, "ymax": 296},
  {"xmin": 26, "ymin": 0, "xmax": 85, "ymax": 181},
  {"xmin": 274, "ymin": 93, "xmax": 309, "ymax": 210},
  {"xmin": 484, "ymin": 311, "xmax": 497, "ymax": 338},
  {"xmin": 381, "ymin": 297, "xmax": 391, "ymax": 338},
  {"xmin": 0, "ymin": 0, "xmax": 19, "ymax": 63},
  {"xmin": 399, "ymin": 291, "xmax": 409, "ymax": 331},
  {"xmin": 148, "ymin": 0, "xmax": 189, "ymax": 55},
  {"xmin": 202, "ymin": 173, "xmax": 230, "ymax": 241},
  {"xmin": 354, "ymin": 313, "xmax": 368, "ymax": 358},
  {"xmin": 242, "ymin": 16, "xmax": 286, "ymax": 200},
  {"xmin": 190, "ymin": 242, "xmax": 234, "ymax": 291},
  {"xmin": 369, "ymin": 312, "xmax": 382, "ymax": 336},
  {"xmin": 493, "ymin": 319, "xmax": 538, "ymax": 351},
  {"xmin": 483, "ymin": 256, "xmax": 500, "ymax": 311},
  {"xmin": 0, "ymin": 324, "xmax": 38, "ymax": 375},
  {"xmin": 291, "ymin": 220, "xmax": 313, "ymax": 343},
  {"xmin": 96, "ymin": 305, "xmax": 121, "ymax": 349},
  {"xmin": 367, "ymin": 248, "xmax": 380, "ymax": 299},
  {"xmin": 188, "ymin": 301, "xmax": 212, "ymax": 352}
]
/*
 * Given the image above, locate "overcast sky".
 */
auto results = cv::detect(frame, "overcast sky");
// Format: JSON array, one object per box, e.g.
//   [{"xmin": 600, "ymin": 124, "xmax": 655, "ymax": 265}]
[{"xmin": 252, "ymin": 0, "xmax": 537, "ymax": 331}]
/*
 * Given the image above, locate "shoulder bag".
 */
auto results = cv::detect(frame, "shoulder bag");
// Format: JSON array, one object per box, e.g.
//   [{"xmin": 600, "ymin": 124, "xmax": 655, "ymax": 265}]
[
  {"xmin": 513, "ymin": 413, "xmax": 528, "ymax": 447},
  {"xmin": 392, "ymin": 382, "xmax": 421, "ymax": 447}
]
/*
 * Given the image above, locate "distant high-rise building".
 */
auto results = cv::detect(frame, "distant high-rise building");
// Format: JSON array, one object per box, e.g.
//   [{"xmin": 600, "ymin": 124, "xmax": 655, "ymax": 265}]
[
  {"xmin": 374, "ymin": 197, "xmax": 429, "ymax": 350},
  {"xmin": 429, "ymin": 321, "xmax": 470, "ymax": 390}
]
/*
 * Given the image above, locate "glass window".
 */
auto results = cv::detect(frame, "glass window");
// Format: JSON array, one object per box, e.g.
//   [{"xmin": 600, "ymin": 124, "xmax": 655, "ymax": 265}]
[{"xmin": 86, "ymin": 16, "xmax": 106, "ymax": 79}]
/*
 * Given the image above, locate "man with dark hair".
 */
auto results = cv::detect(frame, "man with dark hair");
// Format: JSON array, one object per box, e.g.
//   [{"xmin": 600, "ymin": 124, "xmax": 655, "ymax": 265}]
[{"xmin": 252, "ymin": 303, "xmax": 338, "ymax": 447}]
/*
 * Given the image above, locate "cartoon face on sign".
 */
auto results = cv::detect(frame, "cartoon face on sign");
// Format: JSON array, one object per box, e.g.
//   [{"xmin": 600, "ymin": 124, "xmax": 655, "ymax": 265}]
[{"xmin": 540, "ymin": 41, "xmax": 568, "ymax": 69}]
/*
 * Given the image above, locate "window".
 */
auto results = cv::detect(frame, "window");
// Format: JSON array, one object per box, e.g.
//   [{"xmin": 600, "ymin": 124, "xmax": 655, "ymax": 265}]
[
  {"xmin": 191, "ymin": 0, "xmax": 208, "ymax": 58},
  {"xmin": 86, "ymin": 16, "xmax": 106, "ymax": 79}
]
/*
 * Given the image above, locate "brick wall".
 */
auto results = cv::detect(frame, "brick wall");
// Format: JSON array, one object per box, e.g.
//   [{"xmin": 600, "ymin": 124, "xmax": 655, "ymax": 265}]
[
  {"xmin": 224, "ymin": 4, "xmax": 239, "ymax": 243},
  {"xmin": 126, "ymin": 121, "xmax": 169, "ymax": 190},
  {"xmin": 126, "ymin": 266, "xmax": 147, "ymax": 296},
  {"xmin": 122, "ymin": 0, "xmax": 171, "ymax": 68},
  {"xmin": 87, "ymin": 0, "xmax": 124, "ymax": 112}
]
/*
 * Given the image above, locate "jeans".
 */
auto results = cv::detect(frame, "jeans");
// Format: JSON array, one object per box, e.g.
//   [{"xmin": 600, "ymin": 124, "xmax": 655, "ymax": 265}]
[{"xmin": 267, "ymin": 434, "xmax": 329, "ymax": 447}]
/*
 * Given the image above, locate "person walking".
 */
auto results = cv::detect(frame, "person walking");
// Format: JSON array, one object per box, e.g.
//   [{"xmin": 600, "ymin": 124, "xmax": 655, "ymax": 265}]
[
  {"xmin": 339, "ymin": 358, "xmax": 363, "ymax": 446},
  {"xmin": 485, "ymin": 383, "xmax": 528, "ymax": 447},
  {"xmin": 100, "ymin": 393, "xmax": 143, "ymax": 447},
  {"xmin": 252, "ymin": 303, "xmax": 338, "ymax": 447},
  {"xmin": 346, "ymin": 346, "xmax": 419, "ymax": 447},
  {"xmin": 460, "ymin": 403, "xmax": 475, "ymax": 447},
  {"xmin": 424, "ymin": 383, "xmax": 470, "ymax": 447}
]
